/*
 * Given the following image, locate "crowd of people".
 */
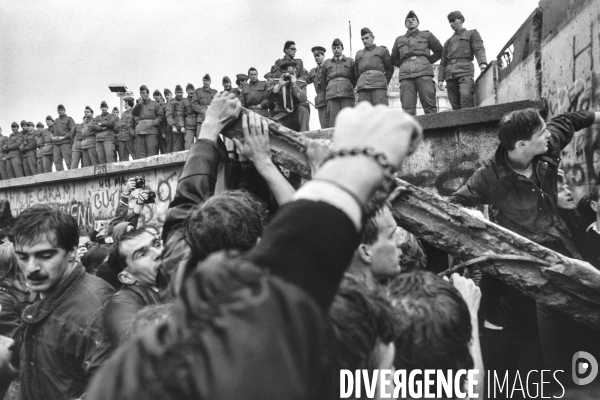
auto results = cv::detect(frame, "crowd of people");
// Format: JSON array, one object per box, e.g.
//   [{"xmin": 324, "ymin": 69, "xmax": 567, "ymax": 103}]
[{"xmin": 0, "ymin": 10, "xmax": 487, "ymax": 179}]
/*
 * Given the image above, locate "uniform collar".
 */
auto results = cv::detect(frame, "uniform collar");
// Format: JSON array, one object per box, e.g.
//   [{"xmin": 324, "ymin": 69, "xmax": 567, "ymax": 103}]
[
  {"xmin": 333, "ymin": 55, "xmax": 346, "ymax": 62},
  {"xmin": 405, "ymin": 28, "xmax": 420, "ymax": 37},
  {"xmin": 365, "ymin": 43, "xmax": 377, "ymax": 50},
  {"xmin": 453, "ymin": 28, "xmax": 467, "ymax": 36},
  {"xmin": 284, "ymin": 54, "xmax": 295, "ymax": 61}
]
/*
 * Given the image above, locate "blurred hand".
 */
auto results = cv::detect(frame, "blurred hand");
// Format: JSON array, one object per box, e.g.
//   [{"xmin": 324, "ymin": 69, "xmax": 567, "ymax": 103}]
[
  {"xmin": 200, "ymin": 92, "xmax": 242, "ymax": 142},
  {"xmin": 446, "ymin": 273, "xmax": 481, "ymax": 317},
  {"xmin": 233, "ymin": 112, "xmax": 272, "ymax": 166},
  {"xmin": 306, "ymin": 138, "xmax": 331, "ymax": 175}
]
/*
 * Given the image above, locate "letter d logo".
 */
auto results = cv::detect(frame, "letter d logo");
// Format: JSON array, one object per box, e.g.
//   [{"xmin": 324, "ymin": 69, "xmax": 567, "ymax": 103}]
[{"xmin": 572, "ymin": 351, "xmax": 598, "ymax": 385}]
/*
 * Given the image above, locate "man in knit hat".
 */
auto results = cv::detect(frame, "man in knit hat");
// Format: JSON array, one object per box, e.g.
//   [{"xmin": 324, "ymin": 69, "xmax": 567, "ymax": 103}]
[
  {"xmin": 354, "ymin": 28, "xmax": 394, "ymax": 107},
  {"xmin": 306, "ymin": 46, "xmax": 328, "ymax": 128},
  {"xmin": 132, "ymin": 85, "xmax": 163, "ymax": 158},
  {"xmin": 40, "ymin": 116, "xmax": 55, "ymax": 173},
  {"xmin": 192, "ymin": 74, "xmax": 217, "ymax": 137},
  {"xmin": 438, "ymin": 11, "xmax": 488, "ymax": 110},
  {"xmin": 4, "ymin": 122, "xmax": 24, "ymax": 178},
  {"xmin": 181, "ymin": 83, "xmax": 197, "ymax": 150},
  {"xmin": 166, "ymin": 86, "xmax": 185, "ymax": 152},
  {"xmin": 391, "ymin": 11, "xmax": 443, "ymax": 115},
  {"xmin": 319, "ymin": 38, "xmax": 356, "ymax": 128},
  {"xmin": 117, "ymin": 97, "xmax": 136, "ymax": 161},
  {"xmin": 19, "ymin": 122, "xmax": 37, "ymax": 176},
  {"xmin": 93, "ymin": 101, "xmax": 117, "ymax": 164},
  {"xmin": 52, "ymin": 104, "xmax": 75, "ymax": 170}
]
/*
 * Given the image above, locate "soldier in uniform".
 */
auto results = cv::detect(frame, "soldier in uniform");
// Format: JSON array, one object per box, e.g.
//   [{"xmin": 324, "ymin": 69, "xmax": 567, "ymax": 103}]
[
  {"xmin": 306, "ymin": 46, "xmax": 328, "ymax": 128},
  {"xmin": 70, "ymin": 119, "xmax": 84, "ymax": 169},
  {"xmin": 81, "ymin": 106, "xmax": 99, "ymax": 167},
  {"xmin": 181, "ymin": 83, "xmax": 197, "ymax": 150},
  {"xmin": 4, "ymin": 122, "xmax": 24, "ymax": 178},
  {"xmin": 0, "ymin": 127, "xmax": 7, "ymax": 180},
  {"xmin": 132, "ymin": 85, "xmax": 164, "ymax": 158},
  {"xmin": 221, "ymin": 76, "xmax": 240, "ymax": 96},
  {"xmin": 41, "ymin": 116, "xmax": 55, "ymax": 173},
  {"xmin": 240, "ymin": 68, "xmax": 270, "ymax": 118},
  {"xmin": 153, "ymin": 90, "xmax": 169, "ymax": 155},
  {"xmin": 319, "ymin": 38, "xmax": 356, "ymax": 128},
  {"xmin": 438, "ymin": 11, "xmax": 488, "ymax": 110},
  {"xmin": 272, "ymin": 41, "xmax": 309, "ymax": 81},
  {"xmin": 192, "ymin": 74, "xmax": 217, "ymax": 136},
  {"xmin": 52, "ymin": 104, "xmax": 75, "ymax": 170},
  {"xmin": 166, "ymin": 86, "xmax": 185, "ymax": 153},
  {"xmin": 267, "ymin": 60, "xmax": 310, "ymax": 132},
  {"xmin": 21, "ymin": 122, "xmax": 38, "ymax": 176},
  {"xmin": 118, "ymin": 97, "xmax": 136, "ymax": 160},
  {"xmin": 94, "ymin": 101, "xmax": 117, "ymax": 164},
  {"xmin": 354, "ymin": 28, "xmax": 394, "ymax": 107},
  {"xmin": 391, "ymin": 11, "xmax": 443, "ymax": 115},
  {"xmin": 235, "ymin": 74, "xmax": 248, "ymax": 94},
  {"xmin": 35, "ymin": 122, "xmax": 45, "ymax": 173}
]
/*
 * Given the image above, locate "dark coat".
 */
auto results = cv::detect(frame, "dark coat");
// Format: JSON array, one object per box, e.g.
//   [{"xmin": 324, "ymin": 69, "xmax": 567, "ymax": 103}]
[
  {"xmin": 354, "ymin": 44, "xmax": 394, "ymax": 90},
  {"xmin": 319, "ymin": 55, "xmax": 356, "ymax": 100},
  {"xmin": 5, "ymin": 133, "xmax": 24, "ymax": 159},
  {"xmin": 307, "ymin": 65, "xmax": 327, "ymax": 109},
  {"xmin": 52, "ymin": 115, "xmax": 75, "ymax": 145},
  {"xmin": 191, "ymin": 87, "xmax": 217, "ymax": 123},
  {"xmin": 132, "ymin": 99, "xmax": 163, "ymax": 135},
  {"xmin": 439, "ymin": 28, "xmax": 487, "ymax": 80},
  {"xmin": 239, "ymin": 80, "xmax": 270, "ymax": 109},
  {"xmin": 180, "ymin": 96, "xmax": 197, "ymax": 129},
  {"xmin": 391, "ymin": 29, "xmax": 443, "ymax": 80}
]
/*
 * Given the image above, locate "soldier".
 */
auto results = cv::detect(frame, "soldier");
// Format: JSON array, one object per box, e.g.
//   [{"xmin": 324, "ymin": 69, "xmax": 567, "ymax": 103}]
[
  {"xmin": 117, "ymin": 97, "xmax": 136, "ymax": 161},
  {"xmin": 41, "ymin": 116, "xmax": 54, "ymax": 173},
  {"xmin": 21, "ymin": 122, "xmax": 38, "ymax": 176},
  {"xmin": 319, "ymin": 38, "xmax": 356, "ymax": 128},
  {"xmin": 52, "ymin": 104, "xmax": 75, "ymax": 170},
  {"xmin": 4, "ymin": 122, "xmax": 24, "ymax": 178},
  {"xmin": 153, "ymin": 90, "xmax": 169, "ymax": 155},
  {"xmin": 221, "ymin": 76, "xmax": 240, "ymax": 96},
  {"xmin": 192, "ymin": 74, "xmax": 217, "ymax": 136},
  {"xmin": 306, "ymin": 46, "xmax": 328, "ymax": 128},
  {"xmin": 264, "ymin": 72, "xmax": 274, "ymax": 86},
  {"xmin": 267, "ymin": 60, "xmax": 310, "ymax": 132},
  {"xmin": 0, "ymin": 127, "xmax": 8, "ymax": 180},
  {"xmin": 354, "ymin": 28, "xmax": 394, "ymax": 107},
  {"xmin": 240, "ymin": 68, "xmax": 270, "ymax": 118},
  {"xmin": 181, "ymin": 83, "xmax": 197, "ymax": 150},
  {"xmin": 235, "ymin": 74, "xmax": 248, "ymax": 93},
  {"xmin": 272, "ymin": 41, "xmax": 309, "ymax": 81},
  {"xmin": 93, "ymin": 101, "xmax": 117, "ymax": 164},
  {"xmin": 438, "ymin": 11, "xmax": 488, "ymax": 110},
  {"xmin": 112, "ymin": 107, "xmax": 121, "ymax": 159},
  {"xmin": 391, "ymin": 11, "xmax": 443, "ymax": 115},
  {"xmin": 132, "ymin": 85, "xmax": 163, "ymax": 158},
  {"xmin": 81, "ymin": 106, "xmax": 99, "ymax": 167},
  {"xmin": 35, "ymin": 122, "xmax": 45, "ymax": 173},
  {"xmin": 70, "ymin": 119, "xmax": 84, "ymax": 169},
  {"xmin": 166, "ymin": 86, "xmax": 185, "ymax": 152}
]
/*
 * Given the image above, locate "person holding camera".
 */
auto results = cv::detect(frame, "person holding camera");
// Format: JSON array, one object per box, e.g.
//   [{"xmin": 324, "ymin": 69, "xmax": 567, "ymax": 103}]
[
  {"xmin": 319, "ymin": 38, "xmax": 356, "ymax": 128},
  {"xmin": 132, "ymin": 85, "xmax": 164, "ymax": 158},
  {"xmin": 267, "ymin": 60, "xmax": 310, "ymax": 132},
  {"xmin": 106, "ymin": 177, "xmax": 153, "ymax": 240}
]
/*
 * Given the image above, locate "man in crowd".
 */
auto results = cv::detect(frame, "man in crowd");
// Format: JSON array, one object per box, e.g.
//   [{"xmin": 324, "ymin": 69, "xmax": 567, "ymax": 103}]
[
  {"xmin": 192, "ymin": 74, "xmax": 217, "ymax": 137},
  {"xmin": 35, "ymin": 122, "xmax": 45, "ymax": 174},
  {"xmin": 117, "ymin": 97, "xmax": 136, "ymax": 161},
  {"xmin": 582, "ymin": 185, "xmax": 600, "ymax": 269},
  {"xmin": 166, "ymin": 85, "xmax": 185, "ymax": 153},
  {"xmin": 21, "ymin": 122, "xmax": 38, "ymax": 176},
  {"xmin": 132, "ymin": 85, "xmax": 163, "ymax": 158},
  {"xmin": 438, "ymin": 11, "xmax": 488, "ymax": 110},
  {"xmin": 40, "ymin": 116, "xmax": 55, "ymax": 173},
  {"xmin": 306, "ymin": 46, "xmax": 328, "ymax": 128},
  {"xmin": 272, "ymin": 40, "xmax": 308, "ymax": 81},
  {"xmin": 52, "ymin": 104, "xmax": 75, "ymax": 171},
  {"xmin": 70, "ymin": 118, "xmax": 83, "ymax": 169},
  {"xmin": 94, "ymin": 101, "xmax": 117, "ymax": 164},
  {"xmin": 104, "ymin": 228, "xmax": 162, "ymax": 348},
  {"xmin": 153, "ymin": 90, "xmax": 169, "ymax": 155},
  {"xmin": 235, "ymin": 73, "xmax": 248, "ymax": 93},
  {"xmin": 11, "ymin": 206, "xmax": 114, "ymax": 400},
  {"xmin": 268, "ymin": 61, "xmax": 310, "ymax": 132},
  {"xmin": 0, "ymin": 127, "xmax": 7, "ymax": 180},
  {"xmin": 391, "ymin": 11, "xmax": 443, "ymax": 115},
  {"xmin": 240, "ymin": 68, "xmax": 270, "ymax": 118},
  {"xmin": 449, "ymin": 108, "xmax": 600, "ymax": 384},
  {"xmin": 354, "ymin": 27, "xmax": 394, "ymax": 106},
  {"xmin": 221, "ymin": 76, "xmax": 239, "ymax": 96},
  {"xmin": 4, "ymin": 122, "xmax": 24, "ymax": 179},
  {"xmin": 319, "ymin": 38, "xmax": 355, "ymax": 128},
  {"xmin": 81, "ymin": 106, "xmax": 99, "ymax": 167},
  {"xmin": 181, "ymin": 83, "xmax": 197, "ymax": 150}
]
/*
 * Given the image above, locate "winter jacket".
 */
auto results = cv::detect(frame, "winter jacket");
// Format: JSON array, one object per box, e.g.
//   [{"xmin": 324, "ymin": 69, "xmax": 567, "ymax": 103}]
[
  {"xmin": 71, "ymin": 124, "xmax": 83, "ymax": 151},
  {"xmin": 191, "ymin": 87, "xmax": 217, "ymax": 123},
  {"xmin": 20, "ymin": 131, "xmax": 37, "ymax": 155},
  {"xmin": 81, "ymin": 116, "xmax": 97, "ymax": 150},
  {"xmin": 439, "ymin": 28, "xmax": 487, "ymax": 81},
  {"xmin": 41, "ymin": 128, "xmax": 54, "ymax": 155},
  {"xmin": 239, "ymin": 80, "xmax": 270, "ymax": 109},
  {"xmin": 307, "ymin": 65, "xmax": 327, "ymax": 108},
  {"xmin": 0, "ymin": 136, "xmax": 6, "ymax": 158},
  {"xmin": 35, "ymin": 131, "xmax": 44, "ymax": 158},
  {"xmin": 5, "ymin": 133, "xmax": 24, "ymax": 159},
  {"xmin": 93, "ymin": 112, "xmax": 116, "ymax": 142},
  {"xmin": 354, "ymin": 44, "xmax": 394, "ymax": 91},
  {"xmin": 319, "ymin": 55, "xmax": 356, "ymax": 100},
  {"xmin": 52, "ymin": 114, "xmax": 75, "ymax": 145},
  {"xmin": 180, "ymin": 96, "xmax": 197, "ymax": 129},
  {"xmin": 166, "ymin": 97, "xmax": 185, "ymax": 130},
  {"xmin": 271, "ymin": 54, "xmax": 309, "ymax": 81},
  {"xmin": 118, "ymin": 109, "xmax": 135, "ymax": 141},
  {"xmin": 391, "ymin": 29, "xmax": 443, "ymax": 81},
  {"xmin": 132, "ymin": 98, "xmax": 163, "ymax": 135}
]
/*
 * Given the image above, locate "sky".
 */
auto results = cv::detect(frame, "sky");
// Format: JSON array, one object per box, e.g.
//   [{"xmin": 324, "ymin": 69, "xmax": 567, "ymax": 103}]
[{"xmin": 0, "ymin": 0, "xmax": 540, "ymax": 132}]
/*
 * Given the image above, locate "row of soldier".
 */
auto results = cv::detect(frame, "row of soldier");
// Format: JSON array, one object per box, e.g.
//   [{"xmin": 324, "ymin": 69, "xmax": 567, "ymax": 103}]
[{"xmin": 0, "ymin": 9, "xmax": 487, "ymax": 179}]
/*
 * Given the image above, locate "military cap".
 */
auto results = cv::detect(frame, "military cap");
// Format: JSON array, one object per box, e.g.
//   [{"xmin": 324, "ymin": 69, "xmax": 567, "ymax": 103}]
[
  {"xmin": 20, "ymin": 120, "xmax": 27, "ymax": 126},
  {"xmin": 153, "ymin": 89, "xmax": 161, "ymax": 97},
  {"xmin": 406, "ymin": 10, "xmax": 419, "ymax": 23},
  {"xmin": 280, "ymin": 60, "xmax": 297, "ymax": 70},
  {"xmin": 311, "ymin": 46, "xmax": 326, "ymax": 54},
  {"xmin": 203, "ymin": 74, "xmax": 211, "ymax": 81},
  {"xmin": 186, "ymin": 83, "xmax": 195, "ymax": 91},
  {"xmin": 447, "ymin": 11, "xmax": 464, "ymax": 22},
  {"xmin": 36, "ymin": 122, "xmax": 44, "ymax": 128},
  {"xmin": 113, "ymin": 107, "xmax": 119, "ymax": 112},
  {"xmin": 264, "ymin": 72, "xmax": 272, "ymax": 79},
  {"xmin": 332, "ymin": 38, "xmax": 344, "ymax": 48},
  {"xmin": 175, "ymin": 85, "xmax": 183, "ymax": 92},
  {"xmin": 57, "ymin": 104, "xmax": 65, "ymax": 110},
  {"xmin": 85, "ymin": 106, "xmax": 93, "ymax": 113},
  {"xmin": 223, "ymin": 76, "xmax": 231, "ymax": 83},
  {"xmin": 45, "ymin": 115, "xmax": 54, "ymax": 121},
  {"xmin": 11, "ymin": 122, "xmax": 18, "ymax": 127},
  {"xmin": 236, "ymin": 74, "xmax": 249, "ymax": 81},
  {"xmin": 360, "ymin": 27, "xmax": 373, "ymax": 36},
  {"xmin": 27, "ymin": 121, "xmax": 34, "ymax": 127},
  {"xmin": 139, "ymin": 85, "xmax": 149, "ymax": 93},
  {"xmin": 164, "ymin": 88, "xmax": 172, "ymax": 96},
  {"xmin": 100, "ymin": 101, "xmax": 108, "ymax": 108},
  {"xmin": 123, "ymin": 96, "xmax": 134, "ymax": 102}
]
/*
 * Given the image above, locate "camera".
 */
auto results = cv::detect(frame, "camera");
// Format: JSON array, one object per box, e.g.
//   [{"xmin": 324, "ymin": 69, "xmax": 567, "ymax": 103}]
[
  {"xmin": 137, "ymin": 189, "xmax": 157, "ymax": 204},
  {"xmin": 134, "ymin": 177, "xmax": 145, "ymax": 189},
  {"xmin": 282, "ymin": 73, "xmax": 292, "ymax": 82}
]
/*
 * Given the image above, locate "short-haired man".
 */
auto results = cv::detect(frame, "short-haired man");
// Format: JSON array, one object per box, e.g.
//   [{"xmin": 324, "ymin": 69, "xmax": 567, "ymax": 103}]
[
  {"xmin": 221, "ymin": 76, "xmax": 240, "ymax": 96},
  {"xmin": 35, "ymin": 122, "xmax": 45, "ymax": 173},
  {"xmin": 81, "ymin": 106, "xmax": 99, "ymax": 167},
  {"xmin": 272, "ymin": 40, "xmax": 309, "ymax": 81},
  {"xmin": 166, "ymin": 86, "xmax": 185, "ymax": 153},
  {"xmin": 4, "ymin": 122, "xmax": 24, "ymax": 179},
  {"xmin": 132, "ymin": 85, "xmax": 164, "ymax": 158},
  {"xmin": 240, "ymin": 68, "xmax": 271, "ymax": 118},
  {"xmin": 21, "ymin": 122, "xmax": 38, "ymax": 176},
  {"xmin": 192, "ymin": 74, "xmax": 217, "ymax": 137},
  {"xmin": 267, "ymin": 61, "xmax": 310, "ymax": 132},
  {"xmin": 392, "ymin": 11, "xmax": 443, "ymax": 115},
  {"xmin": 93, "ymin": 101, "xmax": 117, "ymax": 164},
  {"xmin": 118, "ymin": 97, "xmax": 136, "ymax": 161},
  {"xmin": 104, "ymin": 229, "xmax": 162, "ymax": 347},
  {"xmin": 40, "ymin": 116, "xmax": 55, "ymax": 173},
  {"xmin": 11, "ymin": 206, "xmax": 114, "ymax": 400},
  {"xmin": 438, "ymin": 11, "xmax": 488, "ymax": 110},
  {"xmin": 181, "ymin": 83, "xmax": 197, "ymax": 150},
  {"xmin": 355, "ymin": 27, "xmax": 394, "ymax": 107},
  {"xmin": 52, "ymin": 104, "xmax": 75, "ymax": 170},
  {"xmin": 306, "ymin": 46, "xmax": 328, "ymax": 128},
  {"xmin": 70, "ymin": 118, "xmax": 84, "ymax": 169},
  {"xmin": 319, "ymin": 38, "xmax": 356, "ymax": 128}
]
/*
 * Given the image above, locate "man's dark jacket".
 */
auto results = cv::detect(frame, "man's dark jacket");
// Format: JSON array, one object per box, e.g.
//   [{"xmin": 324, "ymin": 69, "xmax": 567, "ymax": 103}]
[{"xmin": 449, "ymin": 111, "xmax": 596, "ymax": 257}]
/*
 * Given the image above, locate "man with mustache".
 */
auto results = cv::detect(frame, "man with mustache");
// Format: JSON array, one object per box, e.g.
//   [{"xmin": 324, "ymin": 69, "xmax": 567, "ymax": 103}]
[{"xmin": 10, "ymin": 206, "xmax": 114, "ymax": 400}]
